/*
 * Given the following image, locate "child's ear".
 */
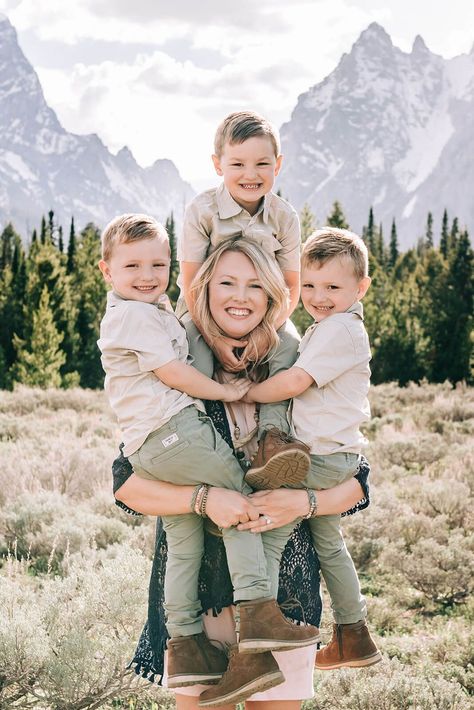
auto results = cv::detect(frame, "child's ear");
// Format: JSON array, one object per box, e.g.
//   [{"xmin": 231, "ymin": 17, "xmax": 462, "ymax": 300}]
[
  {"xmin": 274, "ymin": 154, "xmax": 283, "ymax": 176},
  {"xmin": 212, "ymin": 154, "xmax": 223, "ymax": 176},
  {"xmin": 357, "ymin": 276, "xmax": 371, "ymax": 299},
  {"xmin": 98, "ymin": 259, "xmax": 112, "ymax": 283}
]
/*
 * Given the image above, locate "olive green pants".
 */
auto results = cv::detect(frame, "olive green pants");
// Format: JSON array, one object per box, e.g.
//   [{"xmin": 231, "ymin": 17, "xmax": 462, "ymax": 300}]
[{"xmin": 129, "ymin": 405, "xmax": 271, "ymax": 637}]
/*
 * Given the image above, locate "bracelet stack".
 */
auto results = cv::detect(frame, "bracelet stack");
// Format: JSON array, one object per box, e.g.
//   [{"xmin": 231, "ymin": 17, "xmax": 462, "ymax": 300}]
[
  {"xmin": 191, "ymin": 483, "xmax": 211, "ymax": 518},
  {"xmin": 303, "ymin": 488, "xmax": 318, "ymax": 519}
]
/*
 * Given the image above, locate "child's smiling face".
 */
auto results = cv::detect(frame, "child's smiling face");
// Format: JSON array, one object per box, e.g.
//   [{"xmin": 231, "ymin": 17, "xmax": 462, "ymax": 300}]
[
  {"xmin": 301, "ymin": 256, "xmax": 371, "ymax": 323},
  {"xmin": 99, "ymin": 237, "xmax": 170, "ymax": 303},
  {"xmin": 212, "ymin": 136, "xmax": 282, "ymax": 216}
]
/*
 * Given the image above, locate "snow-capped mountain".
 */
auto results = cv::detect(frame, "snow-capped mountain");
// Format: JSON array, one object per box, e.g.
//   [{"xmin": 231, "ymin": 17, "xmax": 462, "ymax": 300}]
[
  {"xmin": 277, "ymin": 23, "xmax": 474, "ymax": 245},
  {"xmin": 0, "ymin": 14, "xmax": 194, "ymax": 236}
]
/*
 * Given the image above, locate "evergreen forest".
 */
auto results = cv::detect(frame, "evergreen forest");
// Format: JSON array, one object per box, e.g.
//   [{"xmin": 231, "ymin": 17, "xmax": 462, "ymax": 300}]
[{"xmin": 0, "ymin": 203, "xmax": 472, "ymax": 391}]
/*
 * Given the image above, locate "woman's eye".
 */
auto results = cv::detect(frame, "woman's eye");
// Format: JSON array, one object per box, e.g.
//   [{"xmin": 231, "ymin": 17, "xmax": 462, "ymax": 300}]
[
  {"xmin": 125, "ymin": 264, "xmax": 138, "ymax": 268},
  {"xmin": 328, "ymin": 285, "xmax": 339, "ymax": 290},
  {"xmin": 302, "ymin": 283, "xmax": 313, "ymax": 289},
  {"xmin": 220, "ymin": 280, "xmax": 232, "ymax": 286},
  {"xmin": 250, "ymin": 283, "xmax": 263, "ymax": 289}
]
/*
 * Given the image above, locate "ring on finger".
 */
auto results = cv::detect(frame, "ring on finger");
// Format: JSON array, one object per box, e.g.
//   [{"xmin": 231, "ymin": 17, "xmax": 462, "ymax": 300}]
[{"xmin": 264, "ymin": 516, "xmax": 272, "ymax": 525}]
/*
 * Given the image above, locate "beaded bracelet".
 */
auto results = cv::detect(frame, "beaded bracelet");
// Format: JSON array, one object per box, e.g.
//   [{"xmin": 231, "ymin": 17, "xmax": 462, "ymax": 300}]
[
  {"xmin": 194, "ymin": 484, "xmax": 206, "ymax": 515},
  {"xmin": 200, "ymin": 484, "xmax": 210, "ymax": 518},
  {"xmin": 190, "ymin": 483, "xmax": 204, "ymax": 513},
  {"xmin": 303, "ymin": 488, "xmax": 318, "ymax": 519}
]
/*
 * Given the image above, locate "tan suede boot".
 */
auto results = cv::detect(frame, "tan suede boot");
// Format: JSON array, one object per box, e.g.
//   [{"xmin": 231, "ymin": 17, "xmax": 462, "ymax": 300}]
[
  {"xmin": 315, "ymin": 620, "xmax": 382, "ymax": 670},
  {"xmin": 198, "ymin": 644, "xmax": 284, "ymax": 707},
  {"xmin": 238, "ymin": 597, "xmax": 320, "ymax": 653},
  {"xmin": 245, "ymin": 428, "xmax": 311, "ymax": 490},
  {"xmin": 167, "ymin": 632, "xmax": 228, "ymax": 688}
]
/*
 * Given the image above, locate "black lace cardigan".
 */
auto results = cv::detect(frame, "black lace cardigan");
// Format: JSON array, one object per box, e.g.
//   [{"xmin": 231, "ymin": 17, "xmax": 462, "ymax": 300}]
[{"xmin": 112, "ymin": 399, "xmax": 370, "ymax": 685}]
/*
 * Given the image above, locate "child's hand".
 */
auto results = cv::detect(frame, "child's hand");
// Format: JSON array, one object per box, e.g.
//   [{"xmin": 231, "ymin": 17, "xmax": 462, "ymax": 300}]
[
  {"xmin": 220, "ymin": 377, "xmax": 252, "ymax": 402},
  {"xmin": 212, "ymin": 335, "xmax": 248, "ymax": 372}
]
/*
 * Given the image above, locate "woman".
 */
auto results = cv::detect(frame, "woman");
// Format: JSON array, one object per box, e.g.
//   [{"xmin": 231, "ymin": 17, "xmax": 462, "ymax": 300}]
[{"xmin": 114, "ymin": 239, "xmax": 370, "ymax": 710}]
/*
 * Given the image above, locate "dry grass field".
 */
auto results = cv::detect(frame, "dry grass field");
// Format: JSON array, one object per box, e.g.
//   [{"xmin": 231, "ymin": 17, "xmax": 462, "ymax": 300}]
[{"xmin": 0, "ymin": 383, "xmax": 473, "ymax": 709}]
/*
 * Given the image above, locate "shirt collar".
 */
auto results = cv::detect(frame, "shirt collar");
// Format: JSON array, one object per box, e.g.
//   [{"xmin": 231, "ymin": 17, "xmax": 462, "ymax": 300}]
[
  {"xmin": 216, "ymin": 183, "xmax": 271, "ymax": 223},
  {"xmin": 347, "ymin": 301, "xmax": 364, "ymax": 320},
  {"xmin": 108, "ymin": 290, "xmax": 171, "ymax": 310}
]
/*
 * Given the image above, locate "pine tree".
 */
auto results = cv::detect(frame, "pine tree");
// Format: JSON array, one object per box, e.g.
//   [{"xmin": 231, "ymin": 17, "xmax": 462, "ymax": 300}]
[
  {"xmin": 67, "ymin": 217, "xmax": 76, "ymax": 274},
  {"xmin": 326, "ymin": 201, "xmax": 349, "ymax": 229},
  {"xmin": 69, "ymin": 223, "xmax": 106, "ymax": 388},
  {"xmin": 0, "ymin": 223, "xmax": 22, "ymax": 271},
  {"xmin": 365, "ymin": 207, "xmax": 376, "ymax": 254},
  {"xmin": 449, "ymin": 216, "xmax": 459, "ymax": 253},
  {"xmin": 389, "ymin": 219, "xmax": 399, "ymax": 268},
  {"xmin": 375, "ymin": 223, "xmax": 385, "ymax": 265},
  {"xmin": 440, "ymin": 209, "xmax": 449, "ymax": 258},
  {"xmin": 48, "ymin": 209, "xmax": 55, "ymax": 246},
  {"xmin": 58, "ymin": 225, "xmax": 64, "ymax": 253},
  {"xmin": 31, "ymin": 228, "xmax": 37, "ymax": 245},
  {"xmin": 425, "ymin": 212, "xmax": 434, "ymax": 248},
  {"xmin": 300, "ymin": 203, "xmax": 316, "ymax": 242},
  {"xmin": 40, "ymin": 216, "xmax": 47, "ymax": 244},
  {"xmin": 24, "ymin": 239, "xmax": 78, "ymax": 379},
  {"xmin": 165, "ymin": 213, "xmax": 180, "ymax": 306},
  {"xmin": 13, "ymin": 286, "xmax": 65, "ymax": 388},
  {"xmin": 443, "ymin": 229, "xmax": 473, "ymax": 382}
]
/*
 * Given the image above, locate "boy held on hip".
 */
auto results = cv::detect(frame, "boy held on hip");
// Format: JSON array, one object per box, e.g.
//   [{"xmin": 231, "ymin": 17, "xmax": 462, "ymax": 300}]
[
  {"xmin": 97, "ymin": 214, "xmax": 320, "ymax": 703},
  {"xmin": 245, "ymin": 228, "xmax": 382, "ymax": 670},
  {"xmin": 179, "ymin": 111, "xmax": 312, "ymax": 490}
]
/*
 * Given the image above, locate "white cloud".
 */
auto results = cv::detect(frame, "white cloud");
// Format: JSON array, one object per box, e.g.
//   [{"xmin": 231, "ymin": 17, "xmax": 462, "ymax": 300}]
[{"xmin": 2, "ymin": 0, "xmax": 473, "ymax": 187}]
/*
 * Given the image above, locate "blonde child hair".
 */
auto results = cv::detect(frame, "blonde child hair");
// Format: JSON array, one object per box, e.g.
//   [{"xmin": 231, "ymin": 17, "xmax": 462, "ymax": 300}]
[
  {"xmin": 101, "ymin": 213, "xmax": 169, "ymax": 261},
  {"xmin": 302, "ymin": 227, "xmax": 369, "ymax": 280},
  {"xmin": 214, "ymin": 111, "xmax": 280, "ymax": 158}
]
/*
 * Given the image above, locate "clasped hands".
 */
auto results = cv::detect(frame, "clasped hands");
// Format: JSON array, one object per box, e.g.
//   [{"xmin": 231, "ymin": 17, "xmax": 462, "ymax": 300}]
[{"xmin": 206, "ymin": 487, "xmax": 306, "ymax": 532}]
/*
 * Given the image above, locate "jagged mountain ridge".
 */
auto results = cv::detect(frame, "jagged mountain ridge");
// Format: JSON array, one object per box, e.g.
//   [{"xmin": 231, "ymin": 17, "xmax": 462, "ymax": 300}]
[
  {"xmin": 277, "ymin": 23, "xmax": 474, "ymax": 245},
  {"xmin": 0, "ymin": 14, "xmax": 194, "ymax": 236}
]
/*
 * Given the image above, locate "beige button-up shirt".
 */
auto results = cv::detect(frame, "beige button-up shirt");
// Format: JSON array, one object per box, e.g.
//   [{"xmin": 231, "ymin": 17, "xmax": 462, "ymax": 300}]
[
  {"xmin": 291, "ymin": 302, "xmax": 371, "ymax": 455},
  {"xmin": 98, "ymin": 291, "xmax": 203, "ymax": 457},
  {"xmin": 178, "ymin": 183, "xmax": 301, "ymax": 273}
]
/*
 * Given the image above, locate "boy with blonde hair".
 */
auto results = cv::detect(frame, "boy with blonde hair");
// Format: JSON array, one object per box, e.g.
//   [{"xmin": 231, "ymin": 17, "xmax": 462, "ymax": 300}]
[
  {"xmin": 246, "ymin": 227, "xmax": 382, "ymax": 670},
  {"xmin": 97, "ymin": 214, "xmax": 320, "ymax": 702},
  {"xmin": 179, "ymin": 110, "xmax": 311, "ymax": 487}
]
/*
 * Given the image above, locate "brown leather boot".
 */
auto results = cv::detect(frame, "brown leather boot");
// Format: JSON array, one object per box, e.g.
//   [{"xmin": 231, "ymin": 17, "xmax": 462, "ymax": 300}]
[
  {"xmin": 244, "ymin": 428, "xmax": 311, "ymax": 490},
  {"xmin": 167, "ymin": 632, "xmax": 228, "ymax": 688},
  {"xmin": 238, "ymin": 597, "xmax": 320, "ymax": 653},
  {"xmin": 198, "ymin": 644, "xmax": 284, "ymax": 707},
  {"xmin": 315, "ymin": 620, "xmax": 382, "ymax": 670}
]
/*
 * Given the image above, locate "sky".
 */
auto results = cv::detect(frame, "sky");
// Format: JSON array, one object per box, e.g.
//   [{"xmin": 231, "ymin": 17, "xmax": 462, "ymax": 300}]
[{"xmin": 1, "ymin": 0, "xmax": 473, "ymax": 191}]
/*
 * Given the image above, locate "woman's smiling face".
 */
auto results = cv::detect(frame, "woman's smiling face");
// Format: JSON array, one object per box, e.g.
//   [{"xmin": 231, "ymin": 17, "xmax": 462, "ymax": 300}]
[{"xmin": 208, "ymin": 250, "xmax": 269, "ymax": 339}]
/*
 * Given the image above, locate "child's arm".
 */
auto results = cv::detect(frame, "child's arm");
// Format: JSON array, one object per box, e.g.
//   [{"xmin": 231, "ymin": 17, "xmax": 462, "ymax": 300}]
[
  {"xmin": 280, "ymin": 269, "xmax": 300, "ymax": 324},
  {"xmin": 154, "ymin": 359, "xmax": 250, "ymax": 402},
  {"xmin": 246, "ymin": 366, "xmax": 314, "ymax": 403}
]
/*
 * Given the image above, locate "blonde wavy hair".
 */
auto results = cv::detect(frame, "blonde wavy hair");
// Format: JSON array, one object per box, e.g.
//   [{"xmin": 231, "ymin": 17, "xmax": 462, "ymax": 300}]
[{"xmin": 190, "ymin": 238, "xmax": 289, "ymax": 378}]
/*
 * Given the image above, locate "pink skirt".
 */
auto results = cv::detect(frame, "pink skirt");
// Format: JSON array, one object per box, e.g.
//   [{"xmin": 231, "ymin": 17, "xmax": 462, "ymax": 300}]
[{"xmin": 161, "ymin": 606, "xmax": 316, "ymax": 701}]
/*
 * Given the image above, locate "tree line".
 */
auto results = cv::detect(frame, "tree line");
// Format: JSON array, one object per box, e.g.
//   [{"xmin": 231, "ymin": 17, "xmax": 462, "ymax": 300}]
[{"xmin": 0, "ymin": 203, "xmax": 472, "ymax": 390}]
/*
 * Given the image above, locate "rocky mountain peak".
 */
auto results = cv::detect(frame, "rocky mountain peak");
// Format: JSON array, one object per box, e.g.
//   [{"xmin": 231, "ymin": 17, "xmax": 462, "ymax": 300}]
[
  {"xmin": 277, "ymin": 23, "xmax": 473, "ymax": 246},
  {"xmin": 0, "ymin": 15, "xmax": 194, "ymax": 236}
]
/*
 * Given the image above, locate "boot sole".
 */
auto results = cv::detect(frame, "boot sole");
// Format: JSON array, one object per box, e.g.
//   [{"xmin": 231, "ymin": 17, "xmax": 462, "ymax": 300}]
[
  {"xmin": 198, "ymin": 670, "xmax": 285, "ymax": 707},
  {"xmin": 245, "ymin": 449, "xmax": 311, "ymax": 490},
  {"xmin": 168, "ymin": 673, "xmax": 223, "ymax": 688},
  {"xmin": 239, "ymin": 633, "xmax": 321, "ymax": 653},
  {"xmin": 315, "ymin": 651, "xmax": 382, "ymax": 670}
]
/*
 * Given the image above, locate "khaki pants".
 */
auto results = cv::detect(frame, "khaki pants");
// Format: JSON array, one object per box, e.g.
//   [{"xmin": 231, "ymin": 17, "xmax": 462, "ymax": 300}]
[
  {"xmin": 183, "ymin": 315, "xmax": 300, "ymax": 437},
  {"xmin": 262, "ymin": 453, "xmax": 366, "ymax": 624},
  {"xmin": 129, "ymin": 406, "xmax": 271, "ymax": 637}
]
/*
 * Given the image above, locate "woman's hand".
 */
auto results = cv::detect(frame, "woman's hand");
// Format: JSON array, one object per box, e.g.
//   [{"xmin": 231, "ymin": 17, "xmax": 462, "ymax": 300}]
[
  {"xmin": 206, "ymin": 487, "xmax": 261, "ymax": 529},
  {"xmin": 211, "ymin": 335, "xmax": 248, "ymax": 372},
  {"xmin": 236, "ymin": 488, "xmax": 309, "ymax": 532}
]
